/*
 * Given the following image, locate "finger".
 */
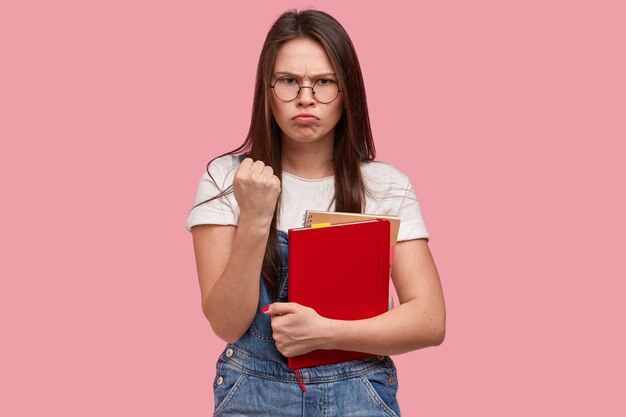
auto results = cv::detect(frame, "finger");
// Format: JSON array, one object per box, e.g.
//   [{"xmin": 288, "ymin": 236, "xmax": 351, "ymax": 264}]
[
  {"xmin": 262, "ymin": 302, "xmax": 297, "ymax": 316},
  {"xmin": 250, "ymin": 160, "xmax": 266, "ymax": 174},
  {"xmin": 269, "ymin": 175, "xmax": 282, "ymax": 191},
  {"xmin": 261, "ymin": 164, "xmax": 274, "ymax": 178},
  {"xmin": 239, "ymin": 157, "xmax": 254, "ymax": 170}
]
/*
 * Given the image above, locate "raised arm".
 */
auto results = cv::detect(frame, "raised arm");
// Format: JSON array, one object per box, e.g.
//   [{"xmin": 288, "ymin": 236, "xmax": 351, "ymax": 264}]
[
  {"xmin": 265, "ymin": 238, "xmax": 446, "ymax": 356},
  {"xmin": 191, "ymin": 158, "xmax": 281, "ymax": 343}
]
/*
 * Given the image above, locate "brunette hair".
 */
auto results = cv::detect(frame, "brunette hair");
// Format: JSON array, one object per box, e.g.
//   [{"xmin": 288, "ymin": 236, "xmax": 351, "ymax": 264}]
[{"xmin": 196, "ymin": 9, "xmax": 376, "ymax": 297}]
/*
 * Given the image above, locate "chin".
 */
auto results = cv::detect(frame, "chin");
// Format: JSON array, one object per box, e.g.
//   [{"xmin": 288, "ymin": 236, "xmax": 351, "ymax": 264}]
[
  {"xmin": 286, "ymin": 136, "xmax": 327, "ymax": 145},
  {"xmin": 283, "ymin": 129, "xmax": 333, "ymax": 145}
]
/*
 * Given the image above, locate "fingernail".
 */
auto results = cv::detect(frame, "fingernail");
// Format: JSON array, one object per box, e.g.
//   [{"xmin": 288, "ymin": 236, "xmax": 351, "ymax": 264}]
[{"xmin": 260, "ymin": 305, "xmax": 270, "ymax": 312}]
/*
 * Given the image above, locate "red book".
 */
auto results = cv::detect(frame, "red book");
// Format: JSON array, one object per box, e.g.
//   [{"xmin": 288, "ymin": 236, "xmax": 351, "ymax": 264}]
[{"xmin": 287, "ymin": 219, "xmax": 390, "ymax": 369}]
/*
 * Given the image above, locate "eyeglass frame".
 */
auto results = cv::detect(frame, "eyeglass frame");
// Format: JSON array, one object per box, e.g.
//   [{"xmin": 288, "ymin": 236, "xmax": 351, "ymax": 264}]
[{"xmin": 270, "ymin": 76, "xmax": 342, "ymax": 104}]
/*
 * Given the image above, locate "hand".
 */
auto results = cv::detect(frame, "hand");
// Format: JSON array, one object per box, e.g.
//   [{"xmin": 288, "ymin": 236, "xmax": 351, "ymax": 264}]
[
  {"xmin": 232, "ymin": 158, "xmax": 281, "ymax": 226},
  {"xmin": 262, "ymin": 302, "xmax": 331, "ymax": 357}
]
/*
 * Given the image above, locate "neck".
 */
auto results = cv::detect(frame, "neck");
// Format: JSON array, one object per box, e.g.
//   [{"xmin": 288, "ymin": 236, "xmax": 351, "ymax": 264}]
[{"xmin": 281, "ymin": 134, "xmax": 334, "ymax": 179}]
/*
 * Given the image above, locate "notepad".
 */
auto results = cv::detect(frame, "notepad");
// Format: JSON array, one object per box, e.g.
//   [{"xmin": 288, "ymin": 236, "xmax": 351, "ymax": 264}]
[
  {"xmin": 303, "ymin": 210, "xmax": 400, "ymax": 247},
  {"xmin": 287, "ymin": 219, "xmax": 390, "ymax": 369}
]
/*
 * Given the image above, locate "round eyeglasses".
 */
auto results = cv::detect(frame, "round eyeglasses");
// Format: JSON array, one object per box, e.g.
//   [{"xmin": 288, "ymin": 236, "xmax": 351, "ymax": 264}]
[{"xmin": 271, "ymin": 76, "xmax": 341, "ymax": 104}]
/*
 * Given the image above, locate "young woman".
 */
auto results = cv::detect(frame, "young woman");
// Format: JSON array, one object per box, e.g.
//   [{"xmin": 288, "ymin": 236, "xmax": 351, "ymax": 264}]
[{"xmin": 186, "ymin": 9, "xmax": 445, "ymax": 417}]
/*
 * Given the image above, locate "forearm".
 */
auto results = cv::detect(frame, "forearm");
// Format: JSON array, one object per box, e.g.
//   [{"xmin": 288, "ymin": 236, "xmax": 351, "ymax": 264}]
[
  {"xmin": 322, "ymin": 299, "xmax": 446, "ymax": 356},
  {"xmin": 203, "ymin": 218, "xmax": 270, "ymax": 342}
]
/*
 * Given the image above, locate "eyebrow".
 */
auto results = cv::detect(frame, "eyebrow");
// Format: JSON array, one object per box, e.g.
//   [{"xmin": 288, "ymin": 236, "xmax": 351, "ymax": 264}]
[{"xmin": 273, "ymin": 71, "xmax": 337, "ymax": 78}]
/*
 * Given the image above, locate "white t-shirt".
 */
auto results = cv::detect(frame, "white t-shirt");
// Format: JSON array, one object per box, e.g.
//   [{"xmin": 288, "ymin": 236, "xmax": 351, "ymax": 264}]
[{"xmin": 185, "ymin": 154, "xmax": 430, "ymax": 241}]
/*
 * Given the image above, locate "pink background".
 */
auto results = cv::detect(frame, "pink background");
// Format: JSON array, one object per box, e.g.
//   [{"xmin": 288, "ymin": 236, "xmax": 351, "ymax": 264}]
[{"xmin": 2, "ymin": 0, "xmax": 625, "ymax": 415}]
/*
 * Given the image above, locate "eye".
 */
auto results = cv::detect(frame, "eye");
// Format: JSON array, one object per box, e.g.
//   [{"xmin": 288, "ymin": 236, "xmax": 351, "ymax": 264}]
[
  {"xmin": 316, "ymin": 78, "xmax": 336, "ymax": 86},
  {"xmin": 278, "ymin": 76, "xmax": 297, "ymax": 85}
]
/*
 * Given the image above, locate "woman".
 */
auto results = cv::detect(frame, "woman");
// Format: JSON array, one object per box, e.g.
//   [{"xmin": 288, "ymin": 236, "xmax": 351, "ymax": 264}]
[{"xmin": 187, "ymin": 9, "xmax": 445, "ymax": 417}]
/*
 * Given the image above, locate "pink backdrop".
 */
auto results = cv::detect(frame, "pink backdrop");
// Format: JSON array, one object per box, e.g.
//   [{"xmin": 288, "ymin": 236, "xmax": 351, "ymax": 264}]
[{"xmin": 2, "ymin": 0, "xmax": 625, "ymax": 415}]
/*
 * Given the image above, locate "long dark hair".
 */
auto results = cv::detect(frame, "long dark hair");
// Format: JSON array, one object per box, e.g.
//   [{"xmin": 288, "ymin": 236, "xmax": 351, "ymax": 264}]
[{"xmin": 196, "ymin": 9, "xmax": 376, "ymax": 298}]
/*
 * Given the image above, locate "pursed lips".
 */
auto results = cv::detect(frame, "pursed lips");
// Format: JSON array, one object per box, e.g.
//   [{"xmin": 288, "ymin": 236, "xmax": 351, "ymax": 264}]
[{"xmin": 292, "ymin": 113, "xmax": 319, "ymax": 123}]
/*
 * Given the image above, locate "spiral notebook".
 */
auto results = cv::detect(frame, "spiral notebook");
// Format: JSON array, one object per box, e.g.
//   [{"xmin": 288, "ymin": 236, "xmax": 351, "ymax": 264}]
[
  {"xmin": 287, "ymin": 219, "xmax": 390, "ymax": 369},
  {"xmin": 303, "ymin": 210, "xmax": 400, "ymax": 246}
]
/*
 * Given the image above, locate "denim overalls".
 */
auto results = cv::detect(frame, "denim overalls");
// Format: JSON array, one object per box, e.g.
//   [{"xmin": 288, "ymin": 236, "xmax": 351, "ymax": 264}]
[{"xmin": 211, "ymin": 230, "xmax": 402, "ymax": 417}]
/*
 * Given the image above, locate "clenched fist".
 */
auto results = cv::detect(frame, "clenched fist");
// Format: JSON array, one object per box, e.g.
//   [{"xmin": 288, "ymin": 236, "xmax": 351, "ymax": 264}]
[{"xmin": 233, "ymin": 158, "xmax": 281, "ymax": 227}]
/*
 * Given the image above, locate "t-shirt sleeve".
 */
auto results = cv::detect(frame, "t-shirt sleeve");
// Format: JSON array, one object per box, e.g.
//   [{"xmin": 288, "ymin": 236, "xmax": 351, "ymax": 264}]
[
  {"xmin": 185, "ymin": 157, "xmax": 240, "ymax": 231},
  {"xmin": 363, "ymin": 162, "xmax": 430, "ymax": 242},
  {"xmin": 396, "ymin": 176, "xmax": 430, "ymax": 242}
]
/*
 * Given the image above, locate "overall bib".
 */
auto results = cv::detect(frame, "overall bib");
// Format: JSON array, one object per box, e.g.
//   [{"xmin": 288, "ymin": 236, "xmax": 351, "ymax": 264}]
[{"xmin": 212, "ymin": 231, "xmax": 402, "ymax": 417}]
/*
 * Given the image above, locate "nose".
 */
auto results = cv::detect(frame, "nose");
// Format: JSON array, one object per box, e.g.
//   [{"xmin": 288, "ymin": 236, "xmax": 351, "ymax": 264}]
[{"xmin": 297, "ymin": 85, "xmax": 316, "ymax": 106}]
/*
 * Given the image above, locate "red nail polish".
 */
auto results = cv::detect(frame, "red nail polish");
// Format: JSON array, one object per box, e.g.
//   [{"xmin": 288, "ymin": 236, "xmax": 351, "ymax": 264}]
[{"xmin": 260, "ymin": 305, "xmax": 270, "ymax": 312}]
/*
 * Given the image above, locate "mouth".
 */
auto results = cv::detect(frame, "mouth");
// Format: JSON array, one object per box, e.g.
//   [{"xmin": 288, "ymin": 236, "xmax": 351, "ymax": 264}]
[{"xmin": 292, "ymin": 113, "xmax": 319, "ymax": 123}]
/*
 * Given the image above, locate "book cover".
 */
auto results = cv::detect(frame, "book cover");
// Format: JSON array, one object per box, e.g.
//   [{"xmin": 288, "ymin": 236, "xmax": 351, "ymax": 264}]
[{"xmin": 287, "ymin": 219, "xmax": 390, "ymax": 369}]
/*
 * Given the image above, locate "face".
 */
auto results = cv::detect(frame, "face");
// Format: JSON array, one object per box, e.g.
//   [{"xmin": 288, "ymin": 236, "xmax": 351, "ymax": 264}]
[{"xmin": 270, "ymin": 37, "xmax": 343, "ymax": 147}]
